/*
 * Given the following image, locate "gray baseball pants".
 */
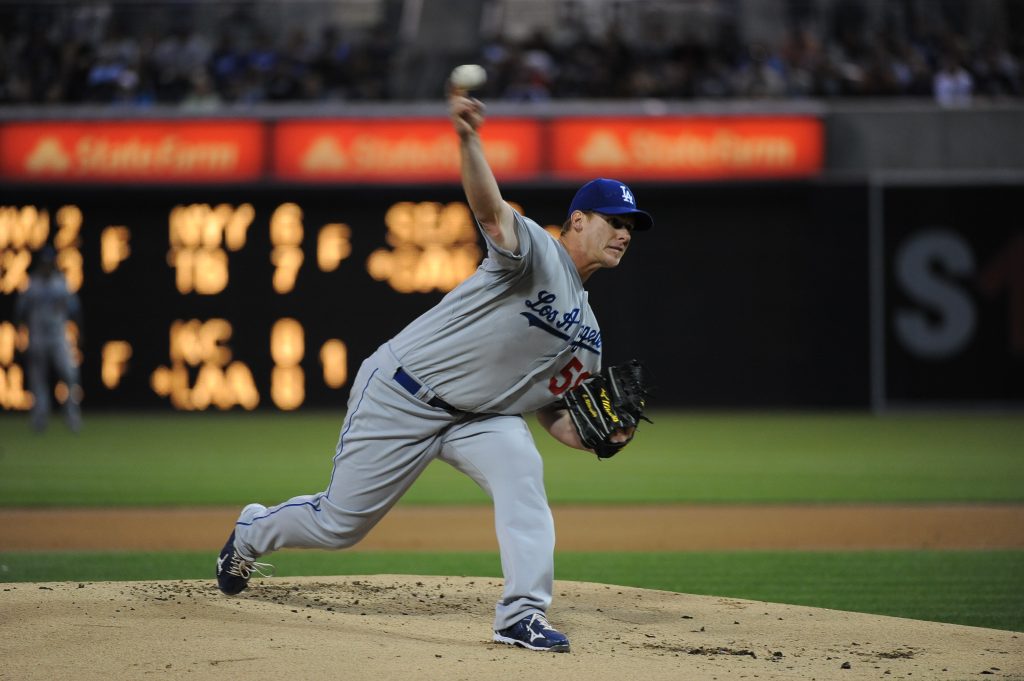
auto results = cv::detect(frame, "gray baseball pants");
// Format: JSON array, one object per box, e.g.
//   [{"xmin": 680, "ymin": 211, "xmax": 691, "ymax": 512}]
[
  {"xmin": 233, "ymin": 345, "xmax": 556, "ymax": 631},
  {"xmin": 26, "ymin": 339, "xmax": 81, "ymax": 432}
]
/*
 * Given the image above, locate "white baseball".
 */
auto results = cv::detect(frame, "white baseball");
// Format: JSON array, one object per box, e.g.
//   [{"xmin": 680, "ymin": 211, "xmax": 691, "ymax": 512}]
[{"xmin": 450, "ymin": 64, "xmax": 487, "ymax": 91}]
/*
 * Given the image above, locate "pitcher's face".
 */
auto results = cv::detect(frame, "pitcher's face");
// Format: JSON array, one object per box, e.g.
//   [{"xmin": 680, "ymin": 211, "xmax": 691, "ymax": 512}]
[{"xmin": 585, "ymin": 211, "xmax": 634, "ymax": 268}]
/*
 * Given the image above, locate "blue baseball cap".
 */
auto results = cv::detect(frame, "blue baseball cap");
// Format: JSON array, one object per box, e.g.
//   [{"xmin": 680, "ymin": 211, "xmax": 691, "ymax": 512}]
[{"xmin": 567, "ymin": 178, "xmax": 653, "ymax": 231}]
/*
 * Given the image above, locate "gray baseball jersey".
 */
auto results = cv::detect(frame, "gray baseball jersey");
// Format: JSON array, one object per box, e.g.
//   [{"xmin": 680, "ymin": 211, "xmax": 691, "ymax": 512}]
[
  {"xmin": 15, "ymin": 272, "xmax": 80, "ymax": 347},
  {"xmin": 389, "ymin": 210, "xmax": 603, "ymax": 413},
  {"xmin": 234, "ymin": 209, "xmax": 602, "ymax": 631}
]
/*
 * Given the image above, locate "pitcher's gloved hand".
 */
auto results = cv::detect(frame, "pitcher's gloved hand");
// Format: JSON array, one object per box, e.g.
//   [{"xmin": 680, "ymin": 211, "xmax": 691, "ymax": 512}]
[{"xmin": 563, "ymin": 360, "xmax": 652, "ymax": 459}]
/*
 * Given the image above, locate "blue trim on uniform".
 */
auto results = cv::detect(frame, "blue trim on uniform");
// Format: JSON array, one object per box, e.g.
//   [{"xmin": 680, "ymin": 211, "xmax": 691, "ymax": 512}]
[
  {"xmin": 237, "ymin": 497, "xmax": 323, "ymax": 525},
  {"xmin": 325, "ymin": 366, "xmax": 379, "ymax": 500}
]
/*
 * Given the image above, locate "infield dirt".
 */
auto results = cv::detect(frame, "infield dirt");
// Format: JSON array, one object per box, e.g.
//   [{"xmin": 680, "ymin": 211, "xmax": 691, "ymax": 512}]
[
  {"xmin": 3, "ymin": 575, "xmax": 1022, "ymax": 681},
  {"xmin": 3, "ymin": 503, "xmax": 1024, "ymax": 551},
  {"xmin": 2, "ymin": 505, "xmax": 1023, "ymax": 680}
]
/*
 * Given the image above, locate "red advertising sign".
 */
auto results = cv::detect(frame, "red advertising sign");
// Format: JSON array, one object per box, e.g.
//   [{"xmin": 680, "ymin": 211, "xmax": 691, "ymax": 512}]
[
  {"xmin": 0, "ymin": 115, "xmax": 825, "ymax": 184},
  {"xmin": 274, "ymin": 119, "xmax": 543, "ymax": 182},
  {"xmin": 0, "ymin": 121, "xmax": 265, "ymax": 182},
  {"xmin": 549, "ymin": 117, "xmax": 823, "ymax": 180}
]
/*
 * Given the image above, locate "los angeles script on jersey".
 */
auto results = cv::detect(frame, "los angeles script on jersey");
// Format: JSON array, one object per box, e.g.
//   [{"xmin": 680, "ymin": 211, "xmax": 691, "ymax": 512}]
[{"xmin": 521, "ymin": 290, "xmax": 601, "ymax": 354}]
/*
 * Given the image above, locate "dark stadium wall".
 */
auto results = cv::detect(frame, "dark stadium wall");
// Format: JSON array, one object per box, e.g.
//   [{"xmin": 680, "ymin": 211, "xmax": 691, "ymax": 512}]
[{"xmin": 1, "ymin": 182, "xmax": 1020, "ymax": 410}]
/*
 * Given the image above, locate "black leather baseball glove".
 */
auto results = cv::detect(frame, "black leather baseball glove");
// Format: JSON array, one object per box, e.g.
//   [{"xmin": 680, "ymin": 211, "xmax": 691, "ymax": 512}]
[{"xmin": 563, "ymin": 360, "xmax": 652, "ymax": 459}]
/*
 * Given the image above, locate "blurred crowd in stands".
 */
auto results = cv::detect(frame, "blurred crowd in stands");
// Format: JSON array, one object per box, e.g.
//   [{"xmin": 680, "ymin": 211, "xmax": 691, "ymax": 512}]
[
  {"xmin": 0, "ymin": 0, "xmax": 1021, "ymax": 107},
  {"xmin": 477, "ymin": 23, "xmax": 1020, "ymax": 106}
]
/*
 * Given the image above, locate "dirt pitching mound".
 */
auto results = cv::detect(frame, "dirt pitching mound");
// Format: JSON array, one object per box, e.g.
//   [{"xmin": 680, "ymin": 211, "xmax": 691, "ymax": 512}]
[{"xmin": 3, "ymin": 575, "xmax": 1021, "ymax": 681}]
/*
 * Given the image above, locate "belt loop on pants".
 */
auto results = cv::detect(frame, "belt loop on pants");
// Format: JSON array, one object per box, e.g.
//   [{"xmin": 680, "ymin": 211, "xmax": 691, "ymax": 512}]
[{"xmin": 393, "ymin": 367, "xmax": 459, "ymax": 413}]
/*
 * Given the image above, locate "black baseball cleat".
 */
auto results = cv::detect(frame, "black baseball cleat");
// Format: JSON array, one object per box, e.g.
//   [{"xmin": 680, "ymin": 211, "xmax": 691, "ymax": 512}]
[
  {"xmin": 215, "ymin": 530, "xmax": 274, "ymax": 595},
  {"xmin": 493, "ymin": 613, "xmax": 571, "ymax": 652}
]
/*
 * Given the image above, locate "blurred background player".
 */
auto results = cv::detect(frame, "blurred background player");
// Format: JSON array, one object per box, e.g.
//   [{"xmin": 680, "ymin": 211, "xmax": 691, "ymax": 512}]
[{"xmin": 14, "ymin": 246, "xmax": 83, "ymax": 433}]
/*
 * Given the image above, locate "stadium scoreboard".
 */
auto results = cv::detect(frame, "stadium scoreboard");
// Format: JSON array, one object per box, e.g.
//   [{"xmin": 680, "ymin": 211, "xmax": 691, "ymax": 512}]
[{"xmin": 0, "ymin": 187, "xmax": 542, "ymax": 412}]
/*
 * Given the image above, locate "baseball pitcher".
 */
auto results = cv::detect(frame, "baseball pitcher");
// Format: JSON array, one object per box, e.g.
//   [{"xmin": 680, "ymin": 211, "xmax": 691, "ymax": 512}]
[{"xmin": 216, "ymin": 83, "xmax": 653, "ymax": 653}]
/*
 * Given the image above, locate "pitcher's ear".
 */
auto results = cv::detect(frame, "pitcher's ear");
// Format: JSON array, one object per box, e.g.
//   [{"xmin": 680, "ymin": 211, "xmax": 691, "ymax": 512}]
[{"xmin": 570, "ymin": 210, "xmax": 586, "ymax": 231}]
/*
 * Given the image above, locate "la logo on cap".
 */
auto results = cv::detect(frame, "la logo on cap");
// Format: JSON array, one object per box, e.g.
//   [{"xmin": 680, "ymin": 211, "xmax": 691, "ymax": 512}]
[{"xmin": 567, "ymin": 177, "xmax": 654, "ymax": 230}]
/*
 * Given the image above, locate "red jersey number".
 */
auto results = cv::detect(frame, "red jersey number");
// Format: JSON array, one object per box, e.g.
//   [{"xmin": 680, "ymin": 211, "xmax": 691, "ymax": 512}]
[{"xmin": 549, "ymin": 357, "xmax": 591, "ymax": 396}]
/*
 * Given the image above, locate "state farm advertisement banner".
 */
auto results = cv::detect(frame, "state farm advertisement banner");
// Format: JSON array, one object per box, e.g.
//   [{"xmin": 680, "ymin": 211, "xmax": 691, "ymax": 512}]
[
  {"xmin": 550, "ymin": 117, "xmax": 823, "ymax": 180},
  {"xmin": 0, "ymin": 121, "xmax": 264, "ymax": 182},
  {"xmin": 0, "ymin": 115, "xmax": 824, "ymax": 184},
  {"xmin": 274, "ymin": 119, "xmax": 542, "ymax": 182}
]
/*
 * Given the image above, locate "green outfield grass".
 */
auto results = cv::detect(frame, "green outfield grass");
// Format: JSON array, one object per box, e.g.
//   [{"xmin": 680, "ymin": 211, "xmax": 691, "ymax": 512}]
[
  {"xmin": 1, "ymin": 410, "xmax": 1022, "ymax": 505},
  {"xmin": 1, "ymin": 550, "xmax": 1021, "ymax": 632}
]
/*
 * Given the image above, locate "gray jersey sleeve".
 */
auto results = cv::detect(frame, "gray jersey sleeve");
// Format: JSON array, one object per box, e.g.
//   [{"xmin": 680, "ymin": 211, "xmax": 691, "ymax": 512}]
[{"xmin": 477, "ymin": 209, "xmax": 534, "ymax": 273}]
